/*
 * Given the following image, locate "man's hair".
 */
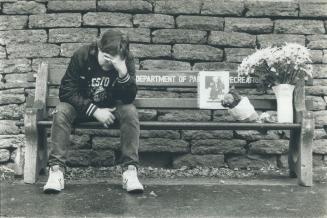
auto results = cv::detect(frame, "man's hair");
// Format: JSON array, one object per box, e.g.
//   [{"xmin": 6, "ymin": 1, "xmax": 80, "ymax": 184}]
[{"xmin": 97, "ymin": 30, "xmax": 129, "ymax": 59}]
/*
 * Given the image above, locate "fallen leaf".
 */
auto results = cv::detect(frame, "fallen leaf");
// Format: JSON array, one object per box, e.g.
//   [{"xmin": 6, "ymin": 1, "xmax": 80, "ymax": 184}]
[{"xmin": 149, "ymin": 191, "xmax": 158, "ymax": 197}]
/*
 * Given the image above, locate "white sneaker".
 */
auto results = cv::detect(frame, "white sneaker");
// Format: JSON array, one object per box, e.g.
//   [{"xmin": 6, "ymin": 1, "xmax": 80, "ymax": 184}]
[
  {"xmin": 43, "ymin": 165, "xmax": 64, "ymax": 194},
  {"xmin": 122, "ymin": 165, "xmax": 144, "ymax": 193}
]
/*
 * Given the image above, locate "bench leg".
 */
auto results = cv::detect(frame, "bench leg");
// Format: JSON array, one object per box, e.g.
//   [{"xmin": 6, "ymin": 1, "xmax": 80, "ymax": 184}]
[
  {"xmin": 38, "ymin": 127, "xmax": 48, "ymax": 175},
  {"xmin": 24, "ymin": 108, "xmax": 46, "ymax": 184},
  {"xmin": 297, "ymin": 112, "xmax": 314, "ymax": 187},
  {"xmin": 13, "ymin": 145, "xmax": 25, "ymax": 177},
  {"xmin": 289, "ymin": 111, "xmax": 314, "ymax": 186},
  {"xmin": 288, "ymin": 129, "xmax": 300, "ymax": 178}
]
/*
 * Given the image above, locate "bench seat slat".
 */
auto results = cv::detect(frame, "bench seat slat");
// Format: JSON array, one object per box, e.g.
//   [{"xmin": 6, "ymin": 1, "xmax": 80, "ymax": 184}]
[
  {"xmin": 47, "ymin": 97, "xmax": 277, "ymax": 110},
  {"xmin": 36, "ymin": 121, "xmax": 301, "ymax": 130},
  {"xmin": 46, "ymin": 96, "xmax": 314, "ymax": 110},
  {"xmin": 134, "ymin": 98, "xmax": 277, "ymax": 110}
]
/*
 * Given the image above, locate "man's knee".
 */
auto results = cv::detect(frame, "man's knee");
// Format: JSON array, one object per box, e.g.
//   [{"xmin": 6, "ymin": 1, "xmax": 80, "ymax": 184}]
[
  {"xmin": 53, "ymin": 102, "xmax": 76, "ymax": 124},
  {"xmin": 117, "ymin": 104, "xmax": 139, "ymax": 121}
]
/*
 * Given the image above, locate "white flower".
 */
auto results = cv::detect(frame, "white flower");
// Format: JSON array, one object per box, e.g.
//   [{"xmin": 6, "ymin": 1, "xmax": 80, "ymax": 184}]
[{"xmin": 237, "ymin": 43, "xmax": 313, "ymax": 89}]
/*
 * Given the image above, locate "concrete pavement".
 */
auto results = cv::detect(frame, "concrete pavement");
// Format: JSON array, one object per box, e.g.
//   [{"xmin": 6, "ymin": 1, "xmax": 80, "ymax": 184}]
[{"xmin": 1, "ymin": 177, "xmax": 327, "ymax": 218}]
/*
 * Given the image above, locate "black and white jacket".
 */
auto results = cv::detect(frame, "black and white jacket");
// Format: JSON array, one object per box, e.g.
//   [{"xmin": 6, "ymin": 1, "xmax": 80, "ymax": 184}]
[{"xmin": 59, "ymin": 42, "xmax": 137, "ymax": 117}]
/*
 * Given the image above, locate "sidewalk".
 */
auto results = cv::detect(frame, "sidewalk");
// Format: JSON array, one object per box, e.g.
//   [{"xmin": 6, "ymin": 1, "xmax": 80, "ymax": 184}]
[{"xmin": 1, "ymin": 177, "xmax": 327, "ymax": 218}]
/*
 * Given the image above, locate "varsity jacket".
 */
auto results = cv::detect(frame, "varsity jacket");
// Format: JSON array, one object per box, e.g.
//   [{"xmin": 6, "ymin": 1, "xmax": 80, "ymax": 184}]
[{"xmin": 59, "ymin": 42, "xmax": 137, "ymax": 117}]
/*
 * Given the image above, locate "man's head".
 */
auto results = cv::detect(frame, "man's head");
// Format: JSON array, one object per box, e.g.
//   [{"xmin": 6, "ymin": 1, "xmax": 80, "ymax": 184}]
[
  {"xmin": 97, "ymin": 30, "xmax": 129, "ymax": 70},
  {"xmin": 213, "ymin": 76, "xmax": 221, "ymax": 83}
]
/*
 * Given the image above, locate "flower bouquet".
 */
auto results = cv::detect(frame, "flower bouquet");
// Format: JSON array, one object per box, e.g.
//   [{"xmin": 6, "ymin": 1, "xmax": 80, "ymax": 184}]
[{"xmin": 237, "ymin": 43, "xmax": 313, "ymax": 123}]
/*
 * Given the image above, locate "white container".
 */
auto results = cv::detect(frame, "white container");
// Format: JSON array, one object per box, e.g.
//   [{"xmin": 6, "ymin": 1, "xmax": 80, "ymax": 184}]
[{"xmin": 272, "ymin": 84, "xmax": 295, "ymax": 123}]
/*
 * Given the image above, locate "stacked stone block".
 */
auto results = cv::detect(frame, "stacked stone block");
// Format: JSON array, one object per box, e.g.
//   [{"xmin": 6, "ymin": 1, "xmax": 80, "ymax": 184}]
[{"xmin": 0, "ymin": 0, "xmax": 326, "ymax": 171}]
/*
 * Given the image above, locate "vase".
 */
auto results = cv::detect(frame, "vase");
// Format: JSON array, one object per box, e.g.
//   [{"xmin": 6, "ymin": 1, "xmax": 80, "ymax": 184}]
[{"xmin": 272, "ymin": 84, "xmax": 295, "ymax": 123}]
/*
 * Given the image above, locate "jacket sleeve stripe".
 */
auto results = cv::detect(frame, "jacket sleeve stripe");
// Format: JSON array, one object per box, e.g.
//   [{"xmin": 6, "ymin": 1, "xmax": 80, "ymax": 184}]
[
  {"xmin": 86, "ymin": 103, "xmax": 96, "ymax": 117},
  {"xmin": 89, "ymin": 104, "xmax": 98, "ymax": 117},
  {"xmin": 117, "ymin": 73, "xmax": 130, "ymax": 84}
]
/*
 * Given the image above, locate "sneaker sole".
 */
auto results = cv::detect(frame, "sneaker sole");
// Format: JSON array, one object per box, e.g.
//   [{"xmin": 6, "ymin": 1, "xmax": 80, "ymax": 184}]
[
  {"xmin": 127, "ymin": 188, "xmax": 144, "ymax": 194},
  {"xmin": 122, "ymin": 184, "xmax": 144, "ymax": 193},
  {"xmin": 43, "ymin": 188, "xmax": 62, "ymax": 194}
]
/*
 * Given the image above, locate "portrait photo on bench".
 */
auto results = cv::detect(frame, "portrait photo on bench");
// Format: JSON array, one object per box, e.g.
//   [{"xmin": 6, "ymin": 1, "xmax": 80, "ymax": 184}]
[{"xmin": 197, "ymin": 71, "xmax": 229, "ymax": 109}]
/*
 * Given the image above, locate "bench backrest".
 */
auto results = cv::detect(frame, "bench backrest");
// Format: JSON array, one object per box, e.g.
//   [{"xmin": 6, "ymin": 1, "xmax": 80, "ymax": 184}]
[{"xmin": 32, "ymin": 62, "xmax": 313, "ymax": 119}]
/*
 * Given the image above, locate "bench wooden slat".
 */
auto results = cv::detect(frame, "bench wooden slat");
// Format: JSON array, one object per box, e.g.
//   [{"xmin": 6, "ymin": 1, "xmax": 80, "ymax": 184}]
[
  {"xmin": 48, "ymin": 70, "xmax": 258, "ymax": 88},
  {"xmin": 46, "ymin": 69, "xmax": 313, "ymax": 87},
  {"xmin": 46, "ymin": 96, "xmax": 314, "ymax": 110},
  {"xmin": 136, "ymin": 70, "xmax": 257, "ymax": 88},
  {"xmin": 135, "ymin": 98, "xmax": 277, "ymax": 110},
  {"xmin": 46, "ymin": 96, "xmax": 277, "ymax": 110},
  {"xmin": 36, "ymin": 120, "xmax": 301, "ymax": 130}
]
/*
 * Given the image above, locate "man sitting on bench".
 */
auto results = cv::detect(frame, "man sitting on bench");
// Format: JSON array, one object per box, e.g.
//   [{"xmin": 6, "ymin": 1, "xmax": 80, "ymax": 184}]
[{"xmin": 43, "ymin": 30, "xmax": 144, "ymax": 194}]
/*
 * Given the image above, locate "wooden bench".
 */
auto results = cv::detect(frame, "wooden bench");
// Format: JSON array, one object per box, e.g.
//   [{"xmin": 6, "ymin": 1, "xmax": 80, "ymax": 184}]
[{"xmin": 20, "ymin": 62, "xmax": 315, "ymax": 186}]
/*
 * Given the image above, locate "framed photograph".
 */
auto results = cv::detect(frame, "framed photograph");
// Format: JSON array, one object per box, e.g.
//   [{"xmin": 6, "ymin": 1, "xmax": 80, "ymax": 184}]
[{"xmin": 197, "ymin": 71, "xmax": 230, "ymax": 109}]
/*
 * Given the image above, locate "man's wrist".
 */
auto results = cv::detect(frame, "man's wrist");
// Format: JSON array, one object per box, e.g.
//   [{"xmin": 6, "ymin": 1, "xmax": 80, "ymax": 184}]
[
  {"xmin": 117, "ymin": 72, "xmax": 130, "ymax": 84},
  {"xmin": 92, "ymin": 107, "xmax": 100, "ymax": 118},
  {"xmin": 118, "ymin": 67, "xmax": 128, "ymax": 78}
]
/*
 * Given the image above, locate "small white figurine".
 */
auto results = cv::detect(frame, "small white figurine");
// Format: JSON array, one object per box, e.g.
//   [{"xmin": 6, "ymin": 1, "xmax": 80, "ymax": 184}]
[
  {"xmin": 221, "ymin": 91, "xmax": 259, "ymax": 122},
  {"xmin": 222, "ymin": 91, "xmax": 277, "ymax": 123}
]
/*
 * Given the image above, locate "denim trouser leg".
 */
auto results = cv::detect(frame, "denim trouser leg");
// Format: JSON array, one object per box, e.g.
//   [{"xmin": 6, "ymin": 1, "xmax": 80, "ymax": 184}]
[
  {"xmin": 114, "ymin": 103, "xmax": 140, "ymax": 168},
  {"xmin": 48, "ymin": 101, "xmax": 140, "ymax": 170},
  {"xmin": 48, "ymin": 102, "xmax": 77, "ymax": 170}
]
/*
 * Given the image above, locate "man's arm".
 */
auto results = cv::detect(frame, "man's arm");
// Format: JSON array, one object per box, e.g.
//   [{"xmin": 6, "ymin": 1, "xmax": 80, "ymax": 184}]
[
  {"xmin": 59, "ymin": 52, "xmax": 98, "ymax": 117},
  {"xmin": 113, "ymin": 53, "xmax": 137, "ymax": 104}
]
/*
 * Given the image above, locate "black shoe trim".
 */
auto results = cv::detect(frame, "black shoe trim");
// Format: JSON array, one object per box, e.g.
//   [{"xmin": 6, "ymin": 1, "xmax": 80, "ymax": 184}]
[
  {"xmin": 127, "ymin": 188, "xmax": 144, "ymax": 194},
  {"xmin": 43, "ymin": 188, "xmax": 61, "ymax": 194}
]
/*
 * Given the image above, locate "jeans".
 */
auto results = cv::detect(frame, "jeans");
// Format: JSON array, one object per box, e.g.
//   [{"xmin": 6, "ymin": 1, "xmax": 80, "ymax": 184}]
[{"xmin": 48, "ymin": 101, "xmax": 140, "ymax": 171}]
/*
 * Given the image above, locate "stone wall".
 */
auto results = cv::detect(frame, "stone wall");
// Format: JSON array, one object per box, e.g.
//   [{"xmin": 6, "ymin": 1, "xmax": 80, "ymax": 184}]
[{"xmin": 0, "ymin": 0, "xmax": 326, "ymax": 172}]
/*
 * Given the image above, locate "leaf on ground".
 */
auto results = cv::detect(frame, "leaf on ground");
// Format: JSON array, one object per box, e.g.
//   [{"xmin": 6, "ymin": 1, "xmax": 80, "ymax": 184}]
[{"xmin": 149, "ymin": 191, "xmax": 158, "ymax": 197}]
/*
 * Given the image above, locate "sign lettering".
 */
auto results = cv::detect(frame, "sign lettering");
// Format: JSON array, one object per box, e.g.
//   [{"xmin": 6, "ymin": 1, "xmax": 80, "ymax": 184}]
[
  {"xmin": 136, "ymin": 75, "xmax": 177, "ymax": 83},
  {"xmin": 136, "ymin": 74, "xmax": 257, "ymax": 84},
  {"xmin": 229, "ymin": 76, "xmax": 258, "ymax": 84}
]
